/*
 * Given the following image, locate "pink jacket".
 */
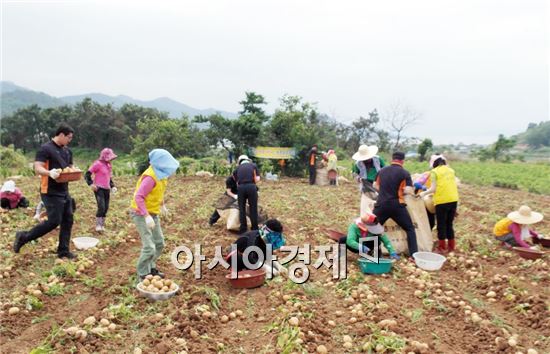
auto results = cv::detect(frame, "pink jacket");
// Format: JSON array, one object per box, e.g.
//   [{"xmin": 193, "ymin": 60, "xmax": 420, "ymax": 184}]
[
  {"xmin": 0, "ymin": 188, "xmax": 23, "ymax": 209},
  {"xmin": 88, "ymin": 160, "xmax": 113, "ymax": 189}
]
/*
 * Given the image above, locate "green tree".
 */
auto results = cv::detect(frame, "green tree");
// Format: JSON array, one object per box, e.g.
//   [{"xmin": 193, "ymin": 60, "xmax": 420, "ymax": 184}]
[
  {"xmin": 131, "ymin": 117, "xmax": 207, "ymax": 159},
  {"xmin": 417, "ymin": 138, "xmax": 433, "ymax": 162},
  {"xmin": 239, "ymin": 92, "xmax": 268, "ymax": 119}
]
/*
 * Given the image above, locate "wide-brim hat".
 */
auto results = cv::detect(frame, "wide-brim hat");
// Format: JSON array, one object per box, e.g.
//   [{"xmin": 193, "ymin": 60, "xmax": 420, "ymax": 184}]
[
  {"xmin": 100, "ymin": 148, "xmax": 118, "ymax": 162},
  {"xmin": 352, "ymin": 145, "xmax": 378, "ymax": 161},
  {"xmin": 507, "ymin": 205, "xmax": 543, "ymax": 225}
]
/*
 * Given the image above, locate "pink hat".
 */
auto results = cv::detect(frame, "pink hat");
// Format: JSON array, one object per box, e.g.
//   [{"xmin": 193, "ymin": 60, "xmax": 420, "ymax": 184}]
[{"xmin": 99, "ymin": 148, "xmax": 117, "ymax": 162}]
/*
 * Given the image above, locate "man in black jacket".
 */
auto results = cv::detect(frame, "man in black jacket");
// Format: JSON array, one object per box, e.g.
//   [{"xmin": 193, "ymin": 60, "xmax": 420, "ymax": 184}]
[
  {"xmin": 307, "ymin": 145, "xmax": 318, "ymax": 185},
  {"xmin": 13, "ymin": 124, "xmax": 77, "ymax": 259},
  {"xmin": 233, "ymin": 155, "xmax": 260, "ymax": 233}
]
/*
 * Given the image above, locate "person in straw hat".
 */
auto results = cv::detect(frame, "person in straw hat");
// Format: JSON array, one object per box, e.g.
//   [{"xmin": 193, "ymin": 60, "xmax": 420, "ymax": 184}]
[
  {"xmin": 493, "ymin": 205, "xmax": 544, "ymax": 249},
  {"xmin": 352, "ymin": 145, "xmax": 386, "ymax": 185}
]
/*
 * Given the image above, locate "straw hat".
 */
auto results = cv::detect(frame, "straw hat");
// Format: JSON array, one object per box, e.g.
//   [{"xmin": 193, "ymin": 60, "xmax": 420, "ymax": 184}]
[
  {"xmin": 352, "ymin": 145, "xmax": 378, "ymax": 161},
  {"xmin": 507, "ymin": 205, "xmax": 543, "ymax": 225}
]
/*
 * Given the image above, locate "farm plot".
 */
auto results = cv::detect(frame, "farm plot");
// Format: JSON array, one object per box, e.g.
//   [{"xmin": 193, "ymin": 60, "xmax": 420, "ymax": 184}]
[{"xmin": 0, "ymin": 176, "xmax": 549, "ymax": 353}]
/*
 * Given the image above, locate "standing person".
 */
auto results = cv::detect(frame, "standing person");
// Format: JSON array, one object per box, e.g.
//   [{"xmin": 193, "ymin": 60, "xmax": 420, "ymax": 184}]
[
  {"xmin": 420, "ymin": 154, "xmax": 459, "ymax": 253},
  {"xmin": 326, "ymin": 150, "xmax": 338, "ymax": 186},
  {"xmin": 307, "ymin": 145, "xmax": 318, "ymax": 185},
  {"xmin": 13, "ymin": 124, "xmax": 77, "ymax": 259},
  {"xmin": 233, "ymin": 155, "xmax": 260, "ymax": 233},
  {"xmin": 209, "ymin": 174, "xmax": 238, "ymax": 226},
  {"xmin": 0, "ymin": 180, "xmax": 30, "ymax": 210},
  {"xmin": 131, "ymin": 149, "xmax": 180, "ymax": 280},
  {"xmin": 85, "ymin": 148, "xmax": 118, "ymax": 232},
  {"xmin": 372, "ymin": 151, "xmax": 418, "ymax": 257}
]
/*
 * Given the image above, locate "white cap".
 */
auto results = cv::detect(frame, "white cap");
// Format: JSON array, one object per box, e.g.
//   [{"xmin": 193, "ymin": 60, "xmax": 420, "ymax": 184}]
[
  {"xmin": 1, "ymin": 180, "xmax": 16, "ymax": 193},
  {"xmin": 237, "ymin": 155, "xmax": 250, "ymax": 164}
]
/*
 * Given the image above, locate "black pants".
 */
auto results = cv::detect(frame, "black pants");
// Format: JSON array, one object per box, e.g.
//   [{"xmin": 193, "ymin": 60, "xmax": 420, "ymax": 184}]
[
  {"xmin": 373, "ymin": 202, "xmax": 418, "ymax": 255},
  {"xmin": 209, "ymin": 210, "xmax": 221, "ymax": 225},
  {"xmin": 309, "ymin": 165, "xmax": 316, "ymax": 185},
  {"xmin": 1, "ymin": 197, "xmax": 29, "ymax": 209},
  {"xmin": 237, "ymin": 184, "xmax": 258, "ymax": 233},
  {"xmin": 22, "ymin": 194, "xmax": 74, "ymax": 256},
  {"xmin": 435, "ymin": 201, "xmax": 457, "ymax": 240},
  {"xmin": 427, "ymin": 210, "xmax": 435, "ymax": 230},
  {"xmin": 94, "ymin": 188, "xmax": 111, "ymax": 217}
]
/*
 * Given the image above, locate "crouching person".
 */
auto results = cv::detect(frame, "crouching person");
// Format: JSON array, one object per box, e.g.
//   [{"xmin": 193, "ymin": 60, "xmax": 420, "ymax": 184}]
[
  {"xmin": 493, "ymin": 205, "xmax": 543, "ymax": 249},
  {"xmin": 1, "ymin": 180, "xmax": 30, "ymax": 210},
  {"xmin": 339, "ymin": 212, "xmax": 400, "ymax": 260},
  {"xmin": 131, "ymin": 149, "xmax": 179, "ymax": 281},
  {"xmin": 225, "ymin": 219, "xmax": 286, "ymax": 276}
]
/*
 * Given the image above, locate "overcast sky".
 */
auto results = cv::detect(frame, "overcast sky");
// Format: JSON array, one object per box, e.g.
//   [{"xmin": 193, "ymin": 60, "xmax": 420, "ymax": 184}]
[{"xmin": 1, "ymin": 0, "xmax": 548, "ymax": 144}]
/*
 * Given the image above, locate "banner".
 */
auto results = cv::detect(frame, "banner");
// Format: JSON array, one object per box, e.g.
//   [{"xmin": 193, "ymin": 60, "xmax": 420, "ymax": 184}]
[{"xmin": 250, "ymin": 146, "xmax": 296, "ymax": 159}]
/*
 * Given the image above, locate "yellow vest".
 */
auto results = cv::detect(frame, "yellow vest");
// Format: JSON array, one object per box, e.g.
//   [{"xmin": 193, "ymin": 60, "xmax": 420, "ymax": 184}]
[
  {"xmin": 432, "ymin": 165, "xmax": 459, "ymax": 205},
  {"xmin": 130, "ymin": 166, "xmax": 167, "ymax": 215},
  {"xmin": 494, "ymin": 218, "xmax": 513, "ymax": 237}
]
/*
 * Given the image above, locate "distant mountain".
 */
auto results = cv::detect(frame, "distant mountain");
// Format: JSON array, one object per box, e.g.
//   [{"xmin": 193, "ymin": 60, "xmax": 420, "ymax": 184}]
[
  {"xmin": 1, "ymin": 82, "xmax": 67, "ymax": 116},
  {"xmin": 0, "ymin": 81, "xmax": 237, "ymax": 119}
]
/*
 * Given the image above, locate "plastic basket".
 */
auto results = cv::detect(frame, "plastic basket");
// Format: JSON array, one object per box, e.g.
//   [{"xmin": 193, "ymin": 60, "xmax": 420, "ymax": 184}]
[
  {"xmin": 56, "ymin": 171, "xmax": 82, "ymax": 183},
  {"xmin": 358, "ymin": 258, "xmax": 393, "ymax": 274}
]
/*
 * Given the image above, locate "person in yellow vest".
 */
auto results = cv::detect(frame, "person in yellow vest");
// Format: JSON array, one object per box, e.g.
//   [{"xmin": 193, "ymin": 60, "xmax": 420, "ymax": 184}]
[
  {"xmin": 420, "ymin": 154, "xmax": 459, "ymax": 253},
  {"xmin": 327, "ymin": 149, "xmax": 338, "ymax": 186},
  {"xmin": 493, "ymin": 205, "xmax": 543, "ymax": 249},
  {"xmin": 131, "ymin": 149, "xmax": 180, "ymax": 281}
]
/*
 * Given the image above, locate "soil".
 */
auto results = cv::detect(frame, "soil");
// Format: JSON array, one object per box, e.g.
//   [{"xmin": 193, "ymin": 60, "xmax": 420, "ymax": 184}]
[{"xmin": 0, "ymin": 176, "xmax": 549, "ymax": 353}]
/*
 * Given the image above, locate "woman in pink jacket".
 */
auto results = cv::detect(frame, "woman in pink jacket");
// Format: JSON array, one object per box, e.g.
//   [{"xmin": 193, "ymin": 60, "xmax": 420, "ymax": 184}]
[
  {"xmin": 85, "ymin": 148, "xmax": 118, "ymax": 232},
  {"xmin": 0, "ymin": 180, "xmax": 29, "ymax": 210}
]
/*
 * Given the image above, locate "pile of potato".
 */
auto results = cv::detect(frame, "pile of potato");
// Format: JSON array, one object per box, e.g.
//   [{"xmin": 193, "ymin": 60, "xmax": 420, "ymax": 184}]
[{"xmin": 138, "ymin": 275, "xmax": 177, "ymax": 293}]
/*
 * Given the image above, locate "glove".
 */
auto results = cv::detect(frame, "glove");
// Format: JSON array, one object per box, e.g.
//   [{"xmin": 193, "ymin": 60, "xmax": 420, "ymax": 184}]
[
  {"xmin": 361, "ymin": 244, "xmax": 371, "ymax": 254},
  {"xmin": 90, "ymin": 184, "xmax": 98, "ymax": 192},
  {"xmin": 145, "ymin": 215, "xmax": 155, "ymax": 230},
  {"xmin": 48, "ymin": 169, "xmax": 60, "ymax": 180},
  {"xmin": 390, "ymin": 252, "xmax": 400, "ymax": 260},
  {"xmin": 161, "ymin": 205, "xmax": 169, "ymax": 217},
  {"xmin": 232, "ymin": 195, "xmax": 238, "ymax": 200},
  {"xmin": 111, "ymin": 187, "xmax": 118, "ymax": 194}
]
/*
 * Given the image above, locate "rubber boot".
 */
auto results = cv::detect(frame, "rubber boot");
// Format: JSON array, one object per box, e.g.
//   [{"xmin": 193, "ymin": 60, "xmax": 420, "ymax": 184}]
[
  {"xmin": 95, "ymin": 217, "xmax": 103, "ymax": 232},
  {"xmin": 100, "ymin": 217, "xmax": 106, "ymax": 231},
  {"xmin": 435, "ymin": 240, "xmax": 447, "ymax": 254},
  {"xmin": 448, "ymin": 239, "xmax": 456, "ymax": 252}
]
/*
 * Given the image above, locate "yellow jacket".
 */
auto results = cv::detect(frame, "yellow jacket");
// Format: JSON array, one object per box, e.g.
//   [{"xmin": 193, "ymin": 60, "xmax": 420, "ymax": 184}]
[
  {"xmin": 432, "ymin": 165, "xmax": 459, "ymax": 205},
  {"xmin": 130, "ymin": 166, "xmax": 167, "ymax": 215}
]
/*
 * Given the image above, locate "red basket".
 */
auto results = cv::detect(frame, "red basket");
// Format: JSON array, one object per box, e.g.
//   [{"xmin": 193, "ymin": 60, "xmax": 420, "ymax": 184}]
[
  {"xmin": 56, "ymin": 171, "xmax": 82, "ymax": 183},
  {"xmin": 513, "ymin": 247, "xmax": 544, "ymax": 260},
  {"xmin": 226, "ymin": 269, "xmax": 266, "ymax": 289},
  {"xmin": 324, "ymin": 229, "xmax": 345, "ymax": 242}
]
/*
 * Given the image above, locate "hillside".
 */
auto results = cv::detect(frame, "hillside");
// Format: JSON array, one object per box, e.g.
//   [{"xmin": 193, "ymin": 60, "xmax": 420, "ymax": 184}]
[{"xmin": 0, "ymin": 81, "xmax": 236, "ymax": 119}]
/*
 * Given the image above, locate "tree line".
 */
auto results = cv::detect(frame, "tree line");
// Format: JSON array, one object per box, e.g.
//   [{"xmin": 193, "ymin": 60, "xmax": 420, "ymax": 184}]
[{"xmin": 1, "ymin": 93, "xmax": 424, "ymax": 175}]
